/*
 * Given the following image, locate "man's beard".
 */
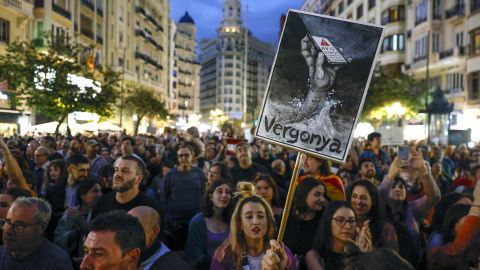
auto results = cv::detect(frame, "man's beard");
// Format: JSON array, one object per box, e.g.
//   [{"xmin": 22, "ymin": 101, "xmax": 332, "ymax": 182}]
[
  {"xmin": 113, "ymin": 177, "xmax": 136, "ymax": 193},
  {"xmin": 73, "ymin": 175, "xmax": 87, "ymax": 184}
]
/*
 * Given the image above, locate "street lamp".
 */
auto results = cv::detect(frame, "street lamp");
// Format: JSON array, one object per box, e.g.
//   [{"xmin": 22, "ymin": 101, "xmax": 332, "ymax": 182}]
[{"xmin": 385, "ymin": 102, "xmax": 406, "ymax": 127}]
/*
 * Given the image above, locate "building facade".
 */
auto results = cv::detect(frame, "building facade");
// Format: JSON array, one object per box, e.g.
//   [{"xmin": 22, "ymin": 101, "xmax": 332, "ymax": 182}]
[
  {"xmin": 0, "ymin": 0, "xmax": 171, "ymax": 134},
  {"xmin": 169, "ymin": 12, "xmax": 201, "ymax": 125},
  {"xmin": 199, "ymin": 0, "xmax": 275, "ymax": 127},
  {"xmin": 0, "ymin": 0, "xmax": 34, "ymax": 135}
]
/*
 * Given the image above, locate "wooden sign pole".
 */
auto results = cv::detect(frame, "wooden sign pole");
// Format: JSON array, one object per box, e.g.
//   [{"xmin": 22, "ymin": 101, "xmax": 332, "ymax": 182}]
[{"xmin": 276, "ymin": 152, "xmax": 305, "ymax": 243}]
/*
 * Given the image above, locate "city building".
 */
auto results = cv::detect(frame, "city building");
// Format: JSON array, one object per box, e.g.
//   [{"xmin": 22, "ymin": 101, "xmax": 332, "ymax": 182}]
[
  {"xmin": 0, "ymin": 0, "xmax": 34, "ymax": 135},
  {"xmin": 199, "ymin": 0, "xmax": 276, "ymax": 127},
  {"xmin": 0, "ymin": 0, "xmax": 171, "ymax": 134},
  {"xmin": 169, "ymin": 11, "xmax": 201, "ymax": 126}
]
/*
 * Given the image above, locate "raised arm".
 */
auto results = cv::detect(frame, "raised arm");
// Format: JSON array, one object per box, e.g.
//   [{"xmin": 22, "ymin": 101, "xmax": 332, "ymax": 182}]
[
  {"xmin": 0, "ymin": 134, "xmax": 36, "ymax": 197},
  {"xmin": 409, "ymin": 147, "xmax": 441, "ymax": 217}
]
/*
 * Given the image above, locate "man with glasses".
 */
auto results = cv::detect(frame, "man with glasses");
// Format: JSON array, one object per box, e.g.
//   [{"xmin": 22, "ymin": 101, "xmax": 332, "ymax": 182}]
[
  {"xmin": 0, "ymin": 197, "xmax": 73, "ymax": 269},
  {"xmin": 162, "ymin": 145, "xmax": 206, "ymax": 251},
  {"xmin": 32, "ymin": 146, "xmax": 50, "ymax": 192}
]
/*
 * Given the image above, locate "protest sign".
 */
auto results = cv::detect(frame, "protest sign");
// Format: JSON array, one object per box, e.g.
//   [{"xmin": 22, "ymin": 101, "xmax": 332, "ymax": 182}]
[{"xmin": 254, "ymin": 10, "xmax": 385, "ymax": 163}]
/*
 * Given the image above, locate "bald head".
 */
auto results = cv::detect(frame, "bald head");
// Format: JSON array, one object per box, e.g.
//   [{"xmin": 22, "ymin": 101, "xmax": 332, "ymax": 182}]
[
  {"xmin": 272, "ymin": 159, "xmax": 286, "ymax": 175},
  {"xmin": 128, "ymin": 206, "xmax": 160, "ymax": 249}
]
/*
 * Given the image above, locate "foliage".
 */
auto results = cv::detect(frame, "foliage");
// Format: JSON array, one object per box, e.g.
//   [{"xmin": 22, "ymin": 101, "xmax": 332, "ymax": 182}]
[
  {"xmin": 360, "ymin": 64, "xmax": 425, "ymax": 128},
  {"xmin": 123, "ymin": 81, "xmax": 169, "ymax": 135},
  {"xmin": 0, "ymin": 31, "xmax": 121, "ymax": 134}
]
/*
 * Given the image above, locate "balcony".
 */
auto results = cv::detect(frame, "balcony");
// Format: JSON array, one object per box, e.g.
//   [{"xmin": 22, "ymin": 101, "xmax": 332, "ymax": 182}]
[
  {"xmin": 157, "ymin": 64, "xmax": 163, "ymax": 70},
  {"xmin": 134, "ymin": 52, "xmax": 145, "ymax": 60},
  {"xmin": 96, "ymin": 36, "xmax": 103, "ymax": 44},
  {"xmin": 135, "ymin": 6, "xmax": 146, "ymax": 17},
  {"xmin": 52, "ymin": 3, "xmax": 71, "ymax": 20},
  {"xmin": 146, "ymin": 37, "xmax": 157, "ymax": 47},
  {"xmin": 413, "ymin": 55, "xmax": 427, "ymax": 63},
  {"xmin": 407, "ymin": 30, "xmax": 412, "ymax": 39},
  {"xmin": 80, "ymin": 29, "xmax": 94, "ymax": 40},
  {"xmin": 81, "ymin": 0, "xmax": 94, "ymax": 11},
  {"xmin": 146, "ymin": 15, "xmax": 158, "ymax": 27},
  {"xmin": 156, "ymin": 44, "xmax": 163, "ymax": 51},
  {"xmin": 97, "ymin": 8, "xmax": 103, "ymax": 17},
  {"xmin": 179, "ymin": 93, "xmax": 192, "ymax": 99},
  {"xmin": 157, "ymin": 25, "xmax": 164, "ymax": 32},
  {"xmin": 439, "ymin": 49, "xmax": 454, "ymax": 59},
  {"xmin": 445, "ymin": 3, "xmax": 464, "ymax": 22},
  {"xmin": 134, "ymin": 29, "xmax": 145, "ymax": 39},
  {"xmin": 415, "ymin": 17, "xmax": 427, "ymax": 26},
  {"xmin": 34, "ymin": 0, "xmax": 43, "ymax": 8}
]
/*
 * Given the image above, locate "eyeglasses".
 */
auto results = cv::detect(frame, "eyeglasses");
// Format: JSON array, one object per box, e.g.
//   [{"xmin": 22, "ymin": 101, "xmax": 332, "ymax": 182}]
[
  {"xmin": 208, "ymin": 171, "xmax": 220, "ymax": 176},
  {"xmin": 0, "ymin": 219, "xmax": 42, "ymax": 233},
  {"xmin": 332, "ymin": 217, "xmax": 356, "ymax": 227},
  {"xmin": 178, "ymin": 154, "xmax": 191, "ymax": 158}
]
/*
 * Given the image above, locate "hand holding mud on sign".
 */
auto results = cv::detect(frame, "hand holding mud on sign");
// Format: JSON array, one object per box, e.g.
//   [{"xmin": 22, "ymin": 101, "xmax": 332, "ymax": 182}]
[{"xmin": 295, "ymin": 35, "xmax": 342, "ymax": 122}]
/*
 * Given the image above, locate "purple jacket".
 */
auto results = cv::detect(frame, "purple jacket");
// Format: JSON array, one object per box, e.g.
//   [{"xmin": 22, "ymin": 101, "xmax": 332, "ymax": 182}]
[{"xmin": 210, "ymin": 245, "xmax": 296, "ymax": 270}]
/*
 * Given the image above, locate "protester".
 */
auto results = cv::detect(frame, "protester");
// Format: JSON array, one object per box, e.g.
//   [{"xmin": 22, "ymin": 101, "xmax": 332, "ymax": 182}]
[
  {"xmin": 346, "ymin": 180, "xmax": 399, "ymax": 252},
  {"xmin": 280, "ymin": 177, "xmax": 328, "ymax": 269},
  {"xmin": 0, "ymin": 188, "xmax": 32, "ymax": 219},
  {"xmin": 207, "ymin": 162, "xmax": 233, "ymax": 185},
  {"xmin": 186, "ymin": 179, "xmax": 232, "ymax": 269},
  {"xmin": 80, "ymin": 210, "xmax": 145, "ymax": 270},
  {"xmin": 128, "ymin": 206, "xmax": 193, "ymax": 269},
  {"xmin": 428, "ymin": 180, "xmax": 480, "ymax": 269},
  {"xmin": 162, "ymin": 145, "xmax": 206, "ymax": 250},
  {"xmin": 298, "ymin": 155, "xmax": 345, "ymax": 201},
  {"xmin": 306, "ymin": 201, "xmax": 372, "ymax": 270},
  {"xmin": 211, "ymin": 182, "xmax": 296, "ymax": 270},
  {"xmin": 54, "ymin": 179, "xmax": 102, "ymax": 263},
  {"xmin": 359, "ymin": 132, "xmax": 390, "ymax": 181},
  {"xmin": 186, "ymin": 127, "xmax": 206, "ymax": 169},
  {"xmin": 0, "ymin": 197, "xmax": 73, "ymax": 269},
  {"xmin": 229, "ymin": 142, "xmax": 270, "ymax": 185},
  {"xmin": 42, "ymin": 159, "xmax": 68, "ymax": 196},
  {"xmin": 253, "ymin": 174, "xmax": 284, "ymax": 217}
]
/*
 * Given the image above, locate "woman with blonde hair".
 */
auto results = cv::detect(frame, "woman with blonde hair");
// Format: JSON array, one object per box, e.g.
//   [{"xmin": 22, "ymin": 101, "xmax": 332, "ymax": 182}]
[{"xmin": 211, "ymin": 182, "xmax": 296, "ymax": 270}]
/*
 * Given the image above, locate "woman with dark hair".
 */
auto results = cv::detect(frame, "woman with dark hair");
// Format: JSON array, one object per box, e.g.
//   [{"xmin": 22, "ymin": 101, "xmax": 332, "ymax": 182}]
[
  {"xmin": 144, "ymin": 146, "xmax": 157, "ymax": 166},
  {"xmin": 347, "ymin": 180, "xmax": 399, "ymax": 252},
  {"xmin": 253, "ymin": 174, "xmax": 283, "ymax": 217},
  {"xmin": 306, "ymin": 201, "xmax": 372, "ymax": 270},
  {"xmin": 427, "ymin": 192, "xmax": 473, "ymax": 252},
  {"xmin": 54, "ymin": 179, "xmax": 102, "ymax": 263},
  {"xmin": 379, "ymin": 149, "xmax": 441, "ymax": 265},
  {"xmin": 428, "ymin": 180, "xmax": 480, "ymax": 270},
  {"xmin": 206, "ymin": 147, "xmax": 218, "ymax": 163},
  {"xmin": 186, "ymin": 179, "xmax": 233, "ymax": 269},
  {"xmin": 211, "ymin": 182, "xmax": 296, "ymax": 270},
  {"xmin": 42, "ymin": 159, "xmax": 68, "ymax": 195},
  {"xmin": 282, "ymin": 177, "xmax": 328, "ymax": 269},
  {"xmin": 342, "ymin": 240, "xmax": 414, "ymax": 270},
  {"xmin": 207, "ymin": 162, "xmax": 233, "ymax": 185}
]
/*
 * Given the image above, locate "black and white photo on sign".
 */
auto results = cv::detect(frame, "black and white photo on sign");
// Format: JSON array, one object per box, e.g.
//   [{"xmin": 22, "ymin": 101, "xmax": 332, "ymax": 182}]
[{"xmin": 255, "ymin": 10, "xmax": 385, "ymax": 162}]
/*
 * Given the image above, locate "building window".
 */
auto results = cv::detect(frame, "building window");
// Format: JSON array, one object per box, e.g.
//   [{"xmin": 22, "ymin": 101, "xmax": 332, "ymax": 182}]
[
  {"xmin": 455, "ymin": 32, "xmax": 463, "ymax": 47},
  {"xmin": 339, "ymin": 1, "xmax": 344, "ymax": 13},
  {"xmin": 236, "ymin": 98, "xmax": 240, "ymax": 103},
  {"xmin": 347, "ymin": 0, "xmax": 352, "ymax": 5},
  {"xmin": 432, "ymin": 33, "xmax": 440, "ymax": 53},
  {"xmin": 415, "ymin": 0, "xmax": 428, "ymax": 25},
  {"xmin": 119, "ymin": 6, "xmax": 124, "ymax": 21},
  {"xmin": 446, "ymin": 73, "xmax": 464, "ymax": 91},
  {"xmin": 470, "ymin": 72, "xmax": 479, "ymax": 100},
  {"xmin": 236, "ymin": 89, "xmax": 240, "ymax": 95},
  {"xmin": 236, "ymin": 80, "xmax": 241, "ymax": 86},
  {"xmin": 473, "ymin": 0, "xmax": 480, "ymax": 12},
  {"xmin": 433, "ymin": 0, "xmax": 441, "ymax": 19},
  {"xmin": 382, "ymin": 34, "xmax": 405, "ymax": 53},
  {"xmin": 414, "ymin": 35, "xmax": 427, "ymax": 60},
  {"xmin": 119, "ymin": 31, "xmax": 123, "ymax": 42},
  {"xmin": 471, "ymin": 28, "xmax": 480, "ymax": 56},
  {"xmin": 118, "ymin": 57, "xmax": 124, "ymax": 67},
  {"xmin": 357, "ymin": 4, "xmax": 363, "ymax": 19},
  {"xmin": 368, "ymin": 0, "xmax": 375, "ymax": 9},
  {"xmin": 381, "ymin": 6, "xmax": 405, "ymax": 25},
  {"xmin": 0, "ymin": 19, "xmax": 9, "ymax": 43}
]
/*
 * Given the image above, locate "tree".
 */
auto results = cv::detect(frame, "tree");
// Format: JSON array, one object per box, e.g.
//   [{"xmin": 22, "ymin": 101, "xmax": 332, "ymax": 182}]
[
  {"xmin": 124, "ymin": 81, "xmax": 169, "ymax": 135},
  {"xmin": 0, "ymin": 31, "xmax": 121, "ymax": 134},
  {"xmin": 360, "ymin": 64, "xmax": 425, "ymax": 128}
]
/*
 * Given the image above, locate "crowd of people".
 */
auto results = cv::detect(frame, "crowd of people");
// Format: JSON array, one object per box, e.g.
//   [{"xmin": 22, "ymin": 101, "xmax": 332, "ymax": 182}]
[{"xmin": 0, "ymin": 127, "xmax": 479, "ymax": 269}]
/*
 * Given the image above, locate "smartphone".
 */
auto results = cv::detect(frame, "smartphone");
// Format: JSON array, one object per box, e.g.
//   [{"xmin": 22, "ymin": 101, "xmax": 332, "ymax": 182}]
[
  {"xmin": 397, "ymin": 146, "xmax": 409, "ymax": 160},
  {"xmin": 308, "ymin": 33, "xmax": 347, "ymax": 65}
]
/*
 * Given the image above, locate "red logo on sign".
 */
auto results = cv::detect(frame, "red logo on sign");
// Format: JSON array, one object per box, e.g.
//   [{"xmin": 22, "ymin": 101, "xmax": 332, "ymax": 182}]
[{"xmin": 321, "ymin": 39, "xmax": 330, "ymax": 46}]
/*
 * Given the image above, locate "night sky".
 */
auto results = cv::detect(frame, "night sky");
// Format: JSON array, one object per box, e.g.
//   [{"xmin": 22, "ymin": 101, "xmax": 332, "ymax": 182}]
[{"xmin": 169, "ymin": 0, "xmax": 297, "ymax": 45}]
